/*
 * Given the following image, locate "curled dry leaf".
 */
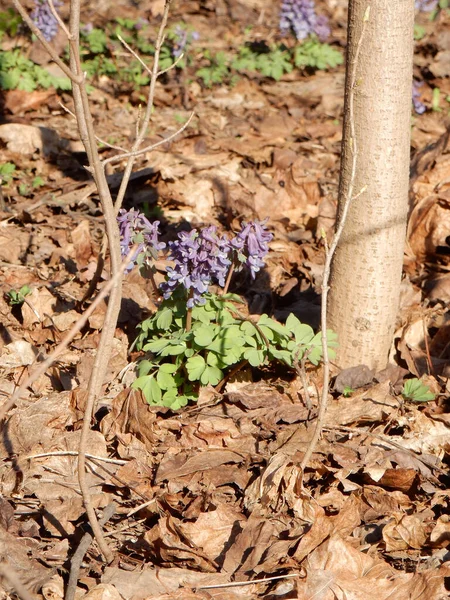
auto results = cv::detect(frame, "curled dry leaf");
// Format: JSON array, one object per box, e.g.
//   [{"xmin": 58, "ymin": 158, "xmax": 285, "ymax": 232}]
[{"xmin": 382, "ymin": 513, "xmax": 428, "ymax": 551}]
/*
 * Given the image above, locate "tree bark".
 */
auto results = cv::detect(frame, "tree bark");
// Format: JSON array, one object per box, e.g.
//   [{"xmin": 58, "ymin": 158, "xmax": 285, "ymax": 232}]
[{"xmin": 327, "ymin": 0, "xmax": 414, "ymax": 371}]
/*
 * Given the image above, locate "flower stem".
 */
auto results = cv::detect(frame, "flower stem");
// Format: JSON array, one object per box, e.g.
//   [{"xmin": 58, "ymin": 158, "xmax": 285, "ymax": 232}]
[
  {"xmin": 222, "ymin": 263, "xmax": 235, "ymax": 295},
  {"xmin": 185, "ymin": 290, "xmax": 194, "ymax": 332}
]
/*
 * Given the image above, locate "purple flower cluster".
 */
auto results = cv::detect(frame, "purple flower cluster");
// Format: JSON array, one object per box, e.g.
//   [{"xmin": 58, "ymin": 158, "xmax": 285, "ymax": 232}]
[
  {"xmin": 171, "ymin": 25, "xmax": 200, "ymax": 58},
  {"xmin": 280, "ymin": 0, "xmax": 330, "ymax": 41},
  {"xmin": 161, "ymin": 227, "xmax": 231, "ymax": 307},
  {"xmin": 117, "ymin": 210, "xmax": 273, "ymax": 306},
  {"xmin": 117, "ymin": 208, "xmax": 165, "ymax": 271},
  {"xmin": 415, "ymin": 0, "xmax": 438, "ymax": 11},
  {"xmin": 412, "ymin": 80, "xmax": 426, "ymax": 115},
  {"xmin": 31, "ymin": 0, "xmax": 61, "ymax": 42},
  {"xmin": 231, "ymin": 220, "xmax": 273, "ymax": 279}
]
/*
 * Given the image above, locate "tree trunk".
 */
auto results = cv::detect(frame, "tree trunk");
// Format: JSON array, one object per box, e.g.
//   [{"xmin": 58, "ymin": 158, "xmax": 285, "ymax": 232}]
[{"xmin": 327, "ymin": 0, "xmax": 414, "ymax": 371}]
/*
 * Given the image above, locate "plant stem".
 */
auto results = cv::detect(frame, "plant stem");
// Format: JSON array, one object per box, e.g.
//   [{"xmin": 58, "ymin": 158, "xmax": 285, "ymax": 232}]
[
  {"xmin": 222, "ymin": 263, "xmax": 235, "ymax": 295},
  {"xmin": 186, "ymin": 306, "xmax": 193, "ymax": 333}
]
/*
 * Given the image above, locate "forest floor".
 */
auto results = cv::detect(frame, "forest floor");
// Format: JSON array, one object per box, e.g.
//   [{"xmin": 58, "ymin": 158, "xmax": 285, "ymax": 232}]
[{"xmin": 0, "ymin": 0, "xmax": 450, "ymax": 598}]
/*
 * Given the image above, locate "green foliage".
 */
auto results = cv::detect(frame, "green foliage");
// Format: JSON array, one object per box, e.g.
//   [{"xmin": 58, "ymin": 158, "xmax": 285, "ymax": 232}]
[
  {"xmin": 0, "ymin": 49, "xmax": 71, "ymax": 92},
  {"xmin": 293, "ymin": 38, "xmax": 344, "ymax": 70},
  {"xmin": 0, "ymin": 8, "xmax": 22, "ymax": 41},
  {"xmin": 133, "ymin": 291, "xmax": 337, "ymax": 409},
  {"xmin": 196, "ymin": 51, "xmax": 233, "ymax": 87},
  {"xmin": 342, "ymin": 386, "xmax": 354, "ymax": 397},
  {"xmin": 402, "ymin": 378, "xmax": 435, "ymax": 403},
  {"xmin": 6, "ymin": 285, "xmax": 31, "ymax": 306},
  {"xmin": 197, "ymin": 38, "xmax": 342, "ymax": 87},
  {"xmin": 0, "ymin": 162, "xmax": 16, "ymax": 185},
  {"xmin": 414, "ymin": 24, "xmax": 426, "ymax": 40}
]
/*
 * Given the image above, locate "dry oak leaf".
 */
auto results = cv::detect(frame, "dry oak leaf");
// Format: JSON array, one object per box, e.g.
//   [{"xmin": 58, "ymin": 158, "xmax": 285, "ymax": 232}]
[
  {"xmin": 178, "ymin": 503, "xmax": 246, "ymax": 562},
  {"xmin": 382, "ymin": 513, "xmax": 428, "ymax": 551}
]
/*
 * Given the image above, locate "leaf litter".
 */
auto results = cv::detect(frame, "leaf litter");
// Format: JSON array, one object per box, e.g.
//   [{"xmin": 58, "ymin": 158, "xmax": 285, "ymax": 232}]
[{"xmin": 0, "ymin": 0, "xmax": 449, "ymax": 599}]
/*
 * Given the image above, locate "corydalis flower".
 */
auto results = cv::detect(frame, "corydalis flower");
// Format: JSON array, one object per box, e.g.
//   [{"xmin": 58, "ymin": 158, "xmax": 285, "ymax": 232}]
[
  {"xmin": 280, "ymin": 0, "xmax": 330, "ymax": 41},
  {"xmin": 31, "ymin": 0, "xmax": 61, "ymax": 42},
  {"xmin": 415, "ymin": 0, "xmax": 438, "ymax": 11},
  {"xmin": 231, "ymin": 219, "xmax": 273, "ymax": 279},
  {"xmin": 117, "ymin": 208, "xmax": 165, "ymax": 271},
  {"xmin": 171, "ymin": 25, "xmax": 199, "ymax": 58},
  {"xmin": 161, "ymin": 226, "xmax": 231, "ymax": 307},
  {"xmin": 412, "ymin": 80, "xmax": 426, "ymax": 115}
]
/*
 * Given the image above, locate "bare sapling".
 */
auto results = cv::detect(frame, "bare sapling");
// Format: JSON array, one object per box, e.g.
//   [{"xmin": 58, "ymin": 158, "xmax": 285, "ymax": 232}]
[{"xmin": 9, "ymin": 0, "xmax": 188, "ymax": 565}]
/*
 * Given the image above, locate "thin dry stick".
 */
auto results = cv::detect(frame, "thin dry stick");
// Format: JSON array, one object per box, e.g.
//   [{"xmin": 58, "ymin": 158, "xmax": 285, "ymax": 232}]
[
  {"xmin": 66, "ymin": 503, "xmax": 117, "ymax": 600},
  {"xmin": 65, "ymin": 0, "xmax": 124, "ymax": 563},
  {"xmin": 26, "ymin": 451, "xmax": 127, "ymax": 465},
  {"xmin": 0, "ymin": 563, "xmax": 37, "ymax": 600},
  {"xmin": 0, "ymin": 248, "xmax": 135, "ymax": 423},
  {"xmin": 299, "ymin": 6, "xmax": 370, "ymax": 477},
  {"xmin": 103, "ymin": 111, "xmax": 195, "ymax": 167},
  {"xmin": 113, "ymin": 0, "xmax": 172, "ymax": 214},
  {"xmin": 197, "ymin": 573, "xmax": 300, "ymax": 590}
]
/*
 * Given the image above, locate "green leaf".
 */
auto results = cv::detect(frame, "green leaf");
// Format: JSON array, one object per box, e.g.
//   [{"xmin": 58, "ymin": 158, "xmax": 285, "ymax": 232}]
[
  {"xmin": 243, "ymin": 348, "xmax": 266, "ymax": 367},
  {"xmin": 132, "ymin": 374, "xmax": 162, "ymax": 405},
  {"xmin": 156, "ymin": 307, "xmax": 173, "ymax": 330},
  {"xmin": 160, "ymin": 343, "xmax": 186, "ymax": 357},
  {"xmin": 156, "ymin": 363, "xmax": 178, "ymax": 390},
  {"xmin": 144, "ymin": 338, "xmax": 170, "ymax": 353},
  {"xmin": 186, "ymin": 355, "xmax": 206, "ymax": 381},
  {"xmin": 200, "ymin": 365, "xmax": 223, "ymax": 386},
  {"xmin": 307, "ymin": 330, "xmax": 338, "ymax": 365},
  {"xmin": 402, "ymin": 378, "xmax": 435, "ymax": 402},
  {"xmin": 257, "ymin": 314, "xmax": 288, "ymax": 337},
  {"xmin": 193, "ymin": 326, "xmax": 215, "ymax": 347},
  {"xmin": 286, "ymin": 314, "xmax": 314, "ymax": 345}
]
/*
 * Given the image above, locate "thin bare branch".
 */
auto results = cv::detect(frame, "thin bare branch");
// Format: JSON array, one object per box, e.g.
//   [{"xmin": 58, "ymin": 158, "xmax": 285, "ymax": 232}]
[
  {"xmin": 157, "ymin": 50, "xmax": 185, "ymax": 76},
  {"xmin": 114, "ymin": 0, "xmax": 173, "ymax": 214},
  {"xmin": 117, "ymin": 34, "xmax": 152, "ymax": 77},
  {"xmin": 197, "ymin": 574, "xmax": 300, "ymax": 590},
  {"xmin": 300, "ymin": 5, "xmax": 370, "ymax": 478},
  {"xmin": 47, "ymin": 0, "xmax": 71, "ymax": 38},
  {"xmin": 66, "ymin": 503, "xmax": 116, "ymax": 600},
  {"xmin": 103, "ymin": 111, "xmax": 195, "ymax": 167},
  {"xmin": 26, "ymin": 451, "xmax": 127, "ymax": 465},
  {"xmin": 59, "ymin": 101, "xmax": 128, "ymax": 151}
]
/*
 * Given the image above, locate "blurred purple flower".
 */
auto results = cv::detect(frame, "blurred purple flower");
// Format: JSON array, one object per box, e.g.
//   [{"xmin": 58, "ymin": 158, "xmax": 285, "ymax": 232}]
[
  {"xmin": 31, "ymin": 0, "xmax": 61, "ymax": 42},
  {"xmin": 415, "ymin": 0, "xmax": 438, "ymax": 11},
  {"xmin": 160, "ymin": 226, "xmax": 231, "ymax": 307},
  {"xmin": 412, "ymin": 80, "xmax": 426, "ymax": 114},
  {"xmin": 230, "ymin": 219, "xmax": 273, "ymax": 279},
  {"xmin": 117, "ymin": 208, "xmax": 165, "ymax": 271},
  {"xmin": 280, "ymin": 0, "xmax": 330, "ymax": 41},
  {"xmin": 171, "ymin": 25, "xmax": 199, "ymax": 58}
]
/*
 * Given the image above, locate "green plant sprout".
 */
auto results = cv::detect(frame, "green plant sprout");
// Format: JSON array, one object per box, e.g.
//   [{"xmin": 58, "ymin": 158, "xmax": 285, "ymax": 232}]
[
  {"xmin": 6, "ymin": 284, "xmax": 31, "ymax": 306},
  {"xmin": 402, "ymin": 378, "xmax": 435, "ymax": 402},
  {"xmin": 133, "ymin": 291, "xmax": 337, "ymax": 409},
  {"xmin": 0, "ymin": 163, "xmax": 17, "ymax": 185}
]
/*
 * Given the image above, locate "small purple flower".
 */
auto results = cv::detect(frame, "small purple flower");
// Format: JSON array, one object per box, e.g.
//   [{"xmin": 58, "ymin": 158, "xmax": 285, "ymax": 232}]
[
  {"xmin": 412, "ymin": 80, "xmax": 426, "ymax": 114},
  {"xmin": 160, "ymin": 226, "xmax": 231, "ymax": 307},
  {"xmin": 171, "ymin": 25, "xmax": 199, "ymax": 58},
  {"xmin": 280, "ymin": 0, "xmax": 329, "ymax": 42},
  {"xmin": 230, "ymin": 219, "xmax": 273, "ymax": 279},
  {"xmin": 117, "ymin": 208, "xmax": 165, "ymax": 271},
  {"xmin": 31, "ymin": 0, "xmax": 61, "ymax": 42},
  {"xmin": 415, "ymin": 0, "xmax": 438, "ymax": 11}
]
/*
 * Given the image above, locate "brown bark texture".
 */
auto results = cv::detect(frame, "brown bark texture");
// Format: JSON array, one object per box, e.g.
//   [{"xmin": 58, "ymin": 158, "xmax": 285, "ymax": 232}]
[{"xmin": 328, "ymin": 0, "xmax": 414, "ymax": 371}]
